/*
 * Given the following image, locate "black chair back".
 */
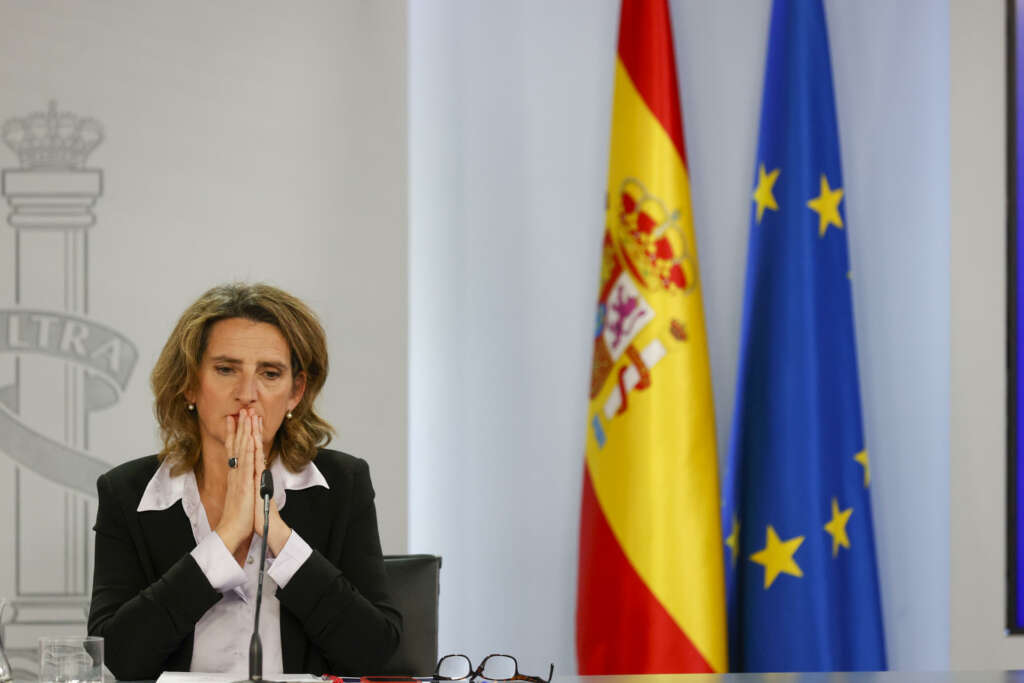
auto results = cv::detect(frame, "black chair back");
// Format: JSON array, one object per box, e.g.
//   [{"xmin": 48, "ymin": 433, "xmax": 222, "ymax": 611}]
[{"xmin": 379, "ymin": 554, "xmax": 442, "ymax": 676}]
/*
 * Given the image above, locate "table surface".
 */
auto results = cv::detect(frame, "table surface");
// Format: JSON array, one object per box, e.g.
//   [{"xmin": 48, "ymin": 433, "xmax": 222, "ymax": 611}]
[
  {"xmin": 14, "ymin": 673, "xmax": 1024, "ymax": 683},
  {"xmin": 554, "ymin": 675, "xmax": 1024, "ymax": 682},
  {"xmin": 119, "ymin": 674, "xmax": 1024, "ymax": 683}
]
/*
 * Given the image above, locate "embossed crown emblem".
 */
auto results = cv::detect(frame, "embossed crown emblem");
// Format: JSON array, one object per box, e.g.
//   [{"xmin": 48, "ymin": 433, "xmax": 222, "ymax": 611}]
[{"xmin": 2, "ymin": 101, "xmax": 103, "ymax": 169}]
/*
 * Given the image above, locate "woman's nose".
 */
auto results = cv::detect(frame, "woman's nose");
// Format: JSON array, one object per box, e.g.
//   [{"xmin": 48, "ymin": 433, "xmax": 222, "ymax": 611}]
[{"xmin": 237, "ymin": 371, "xmax": 258, "ymax": 404}]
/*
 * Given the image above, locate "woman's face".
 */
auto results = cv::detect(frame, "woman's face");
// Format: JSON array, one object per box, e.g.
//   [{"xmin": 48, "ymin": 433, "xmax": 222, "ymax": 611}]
[{"xmin": 187, "ymin": 317, "xmax": 305, "ymax": 456}]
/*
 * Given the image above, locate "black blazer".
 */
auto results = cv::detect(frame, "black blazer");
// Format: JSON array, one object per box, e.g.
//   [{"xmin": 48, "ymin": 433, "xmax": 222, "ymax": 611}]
[{"xmin": 87, "ymin": 449, "xmax": 402, "ymax": 680}]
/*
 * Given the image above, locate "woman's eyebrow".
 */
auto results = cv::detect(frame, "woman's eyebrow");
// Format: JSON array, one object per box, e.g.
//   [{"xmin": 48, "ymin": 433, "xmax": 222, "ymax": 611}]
[{"xmin": 208, "ymin": 355, "xmax": 288, "ymax": 369}]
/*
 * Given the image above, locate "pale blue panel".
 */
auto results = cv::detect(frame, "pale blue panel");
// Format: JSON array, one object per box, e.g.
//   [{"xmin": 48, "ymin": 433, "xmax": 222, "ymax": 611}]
[{"xmin": 410, "ymin": 0, "xmax": 950, "ymax": 672}]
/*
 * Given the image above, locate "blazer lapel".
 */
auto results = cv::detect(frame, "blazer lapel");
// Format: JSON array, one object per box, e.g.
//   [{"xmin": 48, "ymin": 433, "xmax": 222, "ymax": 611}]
[
  {"xmin": 278, "ymin": 486, "xmax": 330, "ymax": 673},
  {"xmin": 279, "ymin": 487, "xmax": 329, "ymax": 550},
  {"xmin": 138, "ymin": 503, "xmax": 196, "ymax": 580},
  {"xmin": 134, "ymin": 501, "xmax": 198, "ymax": 671}
]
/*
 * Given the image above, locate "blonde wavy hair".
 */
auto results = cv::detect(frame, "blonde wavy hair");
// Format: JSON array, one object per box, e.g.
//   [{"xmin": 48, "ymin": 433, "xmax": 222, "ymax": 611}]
[{"xmin": 151, "ymin": 282, "xmax": 334, "ymax": 475}]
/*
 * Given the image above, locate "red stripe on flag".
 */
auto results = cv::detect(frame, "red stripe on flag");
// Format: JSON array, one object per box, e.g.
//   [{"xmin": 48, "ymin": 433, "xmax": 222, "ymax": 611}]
[
  {"xmin": 616, "ymin": 0, "xmax": 688, "ymax": 165},
  {"xmin": 576, "ymin": 464, "xmax": 713, "ymax": 674}
]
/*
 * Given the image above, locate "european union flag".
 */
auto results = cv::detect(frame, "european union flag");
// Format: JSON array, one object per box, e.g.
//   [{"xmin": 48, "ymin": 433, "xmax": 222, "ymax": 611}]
[{"xmin": 721, "ymin": 0, "xmax": 887, "ymax": 671}]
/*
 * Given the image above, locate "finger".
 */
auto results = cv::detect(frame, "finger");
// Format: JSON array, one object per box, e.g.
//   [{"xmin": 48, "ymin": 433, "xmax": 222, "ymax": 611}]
[
  {"xmin": 238, "ymin": 408, "xmax": 254, "ymax": 468},
  {"xmin": 253, "ymin": 415, "xmax": 265, "ymax": 471},
  {"xmin": 225, "ymin": 414, "xmax": 236, "ymax": 453},
  {"xmin": 231, "ymin": 408, "xmax": 244, "ymax": 455},
  {"xmin": 252, "ymin": 414, "xmax": 266, "ymax": 535},
  {"xmin": 247, "ymin": 411, "xmax": 259, "ymax": 473}
]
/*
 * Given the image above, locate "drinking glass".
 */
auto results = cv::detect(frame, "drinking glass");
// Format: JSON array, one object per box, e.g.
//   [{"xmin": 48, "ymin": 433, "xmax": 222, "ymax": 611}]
[
  {"xmin": 0, "ymin": 599, "xmax": 11, "ymax": 683},
  {"xmin": 38, "ymin": 637, "xmax": 103, "ymax": 683}
]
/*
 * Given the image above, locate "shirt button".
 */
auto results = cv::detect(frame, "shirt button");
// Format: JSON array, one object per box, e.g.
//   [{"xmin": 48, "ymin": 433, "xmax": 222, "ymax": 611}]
[{"xmin": 247, "ymin": 556, "xmax": 254, "ymax": 565}]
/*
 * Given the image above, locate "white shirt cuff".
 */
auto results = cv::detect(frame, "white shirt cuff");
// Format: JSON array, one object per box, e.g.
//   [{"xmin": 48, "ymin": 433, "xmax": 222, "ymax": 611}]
[
  {"xmin": 191, "ymin": 532, "xmax": 247, "ymax": 593},
  {"xmin": 266, "ymin": 530, "xmax": 312, "ymax": 589}
]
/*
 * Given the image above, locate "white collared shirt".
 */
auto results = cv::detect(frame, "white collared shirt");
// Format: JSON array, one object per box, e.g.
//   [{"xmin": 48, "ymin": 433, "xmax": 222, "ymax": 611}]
[{"xmin": 137, "ymin": 457, "xmax": 329, "ymax": 674}]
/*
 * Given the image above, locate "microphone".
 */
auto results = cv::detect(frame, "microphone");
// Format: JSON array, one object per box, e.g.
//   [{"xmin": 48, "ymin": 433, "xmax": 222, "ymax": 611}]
[
  {"xmin": 236, "ymin": 469, "xmax": 275, "ymax": 683},
  {"xmin": 260, "ymin": 468, "xmax": 274, "ymax": 499}
]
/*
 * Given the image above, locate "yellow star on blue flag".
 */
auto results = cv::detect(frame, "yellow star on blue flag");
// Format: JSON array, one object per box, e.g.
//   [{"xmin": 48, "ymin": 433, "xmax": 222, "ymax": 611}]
[
  {"xmin": 753, "ymin": 164, "xmax": 780, "ymax": 224},
  {"xmin": 807, "ymin": 174, "xmax": 843, "ymax": 237}
]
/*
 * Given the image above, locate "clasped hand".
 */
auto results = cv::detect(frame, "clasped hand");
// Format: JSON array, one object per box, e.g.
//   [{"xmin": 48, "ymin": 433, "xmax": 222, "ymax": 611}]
[{"xmin": 214, "ymin": 407, "xmax": 292, "ymax": 558}]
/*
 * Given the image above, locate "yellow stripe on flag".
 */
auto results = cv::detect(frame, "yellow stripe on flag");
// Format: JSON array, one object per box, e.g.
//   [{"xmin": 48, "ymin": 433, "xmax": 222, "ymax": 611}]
[{"xmin": 585, "ymin": 58, "xmax": 726, "ymax": 673}]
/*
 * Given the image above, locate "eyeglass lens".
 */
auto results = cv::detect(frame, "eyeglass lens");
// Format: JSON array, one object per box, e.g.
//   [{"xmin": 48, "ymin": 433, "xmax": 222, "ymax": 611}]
[
  {"xmin": 436, "ymin": 654, "xmax": 472, "ymax": 679},
  {"xmin": 478, "ymin": 655, "xmax": 517, "ymax": 680}
]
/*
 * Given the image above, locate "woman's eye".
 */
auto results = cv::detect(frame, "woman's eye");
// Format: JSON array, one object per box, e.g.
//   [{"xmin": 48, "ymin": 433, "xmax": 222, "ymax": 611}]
[
  {"xmin": 215, "ymin": 366, "xmax": 233, "ymax": 375},
  {"xmin": 264, "ymin": 371, "xmax": 281, "ymax": 380}
]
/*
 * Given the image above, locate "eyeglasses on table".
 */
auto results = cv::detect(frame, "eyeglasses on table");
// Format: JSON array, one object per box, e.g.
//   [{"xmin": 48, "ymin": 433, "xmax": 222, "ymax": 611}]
[
  {"xmin": 435, "ymin": 653, "xmax": 553, "ymax": 683},
  {"xmin": 321, "ymin": 653, "xmax": 554, "ymax": 683}
]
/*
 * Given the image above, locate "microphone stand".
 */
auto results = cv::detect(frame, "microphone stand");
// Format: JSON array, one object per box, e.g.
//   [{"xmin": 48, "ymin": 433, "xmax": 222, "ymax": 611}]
[{"xmin": 234, "ymin": 469, "xmax": 276, "ymax": 683}]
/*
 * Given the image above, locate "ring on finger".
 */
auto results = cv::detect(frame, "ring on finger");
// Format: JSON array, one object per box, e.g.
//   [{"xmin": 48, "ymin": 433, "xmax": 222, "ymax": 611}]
[{"xmin": 228, "ymin": 457, "xmax": 238, "ymax": 469}]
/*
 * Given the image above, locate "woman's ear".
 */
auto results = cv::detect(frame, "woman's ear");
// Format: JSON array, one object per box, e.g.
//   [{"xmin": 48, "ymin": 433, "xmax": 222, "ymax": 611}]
[{"xmin": 289, "ymin": 371, "xmax": 307, "ymax": 411}]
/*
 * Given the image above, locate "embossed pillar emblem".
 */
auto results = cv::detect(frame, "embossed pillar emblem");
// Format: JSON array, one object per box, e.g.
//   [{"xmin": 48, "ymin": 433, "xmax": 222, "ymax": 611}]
[{"xmin": 0, "ymin": 101, "xmax": 138, "ymax": 677}]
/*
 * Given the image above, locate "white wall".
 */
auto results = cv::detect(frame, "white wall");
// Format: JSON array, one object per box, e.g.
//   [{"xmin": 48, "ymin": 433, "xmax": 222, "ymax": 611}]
[
  {"xmin": 0, "ymin": 0, "xmax": 407, "ymax": 672},
  {"xmin": 409, "ymin": 0, "xmax": 950, "ymax": 672},
  {"xmin": 949, "ymin": 0, "xmax": 1023, "ymax": 670},
  {"xmin": 826, "ymin": 1, "xmax": 951, "ymax": 669},
  {"xmin": 408, "ymin": 2, "xmax": 611, "ymax": 674}
]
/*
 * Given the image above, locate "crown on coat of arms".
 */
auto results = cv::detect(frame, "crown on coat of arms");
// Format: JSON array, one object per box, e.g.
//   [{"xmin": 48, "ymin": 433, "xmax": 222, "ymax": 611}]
[
  {"xmin": 613, "ymin": 178, "xmax": 694, "ymax": 293},
  {"xmin": 3, "ymin": 101, "xmax": 104, "ymax": 170}
]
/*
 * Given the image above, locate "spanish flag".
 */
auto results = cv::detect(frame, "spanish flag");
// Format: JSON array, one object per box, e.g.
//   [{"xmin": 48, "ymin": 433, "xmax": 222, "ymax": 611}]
[{"xmin": 576, "ymin": 0, "xmax": 726, "ymax": 674}]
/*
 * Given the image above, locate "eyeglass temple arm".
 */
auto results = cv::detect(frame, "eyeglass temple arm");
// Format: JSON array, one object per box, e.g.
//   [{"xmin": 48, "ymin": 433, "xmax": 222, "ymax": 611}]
[{"xmin": 511, "ymin": 664, "xmax": 554, "ymax": 683}]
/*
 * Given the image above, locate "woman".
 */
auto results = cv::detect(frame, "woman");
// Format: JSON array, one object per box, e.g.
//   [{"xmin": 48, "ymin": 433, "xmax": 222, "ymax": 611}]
[{"xmin": 87, "ymin": 283, "xmax": 401, "ymax": 680}]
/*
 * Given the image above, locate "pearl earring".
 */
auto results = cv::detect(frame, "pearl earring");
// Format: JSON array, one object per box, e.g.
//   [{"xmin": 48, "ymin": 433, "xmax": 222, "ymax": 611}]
[
  {"xmin": 187, "ymin": 403, "xmax": 195, "ymax": 411},
  {"xmin": 286, "ymin": 411, "xmax": 293, "ymax": 419}
]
